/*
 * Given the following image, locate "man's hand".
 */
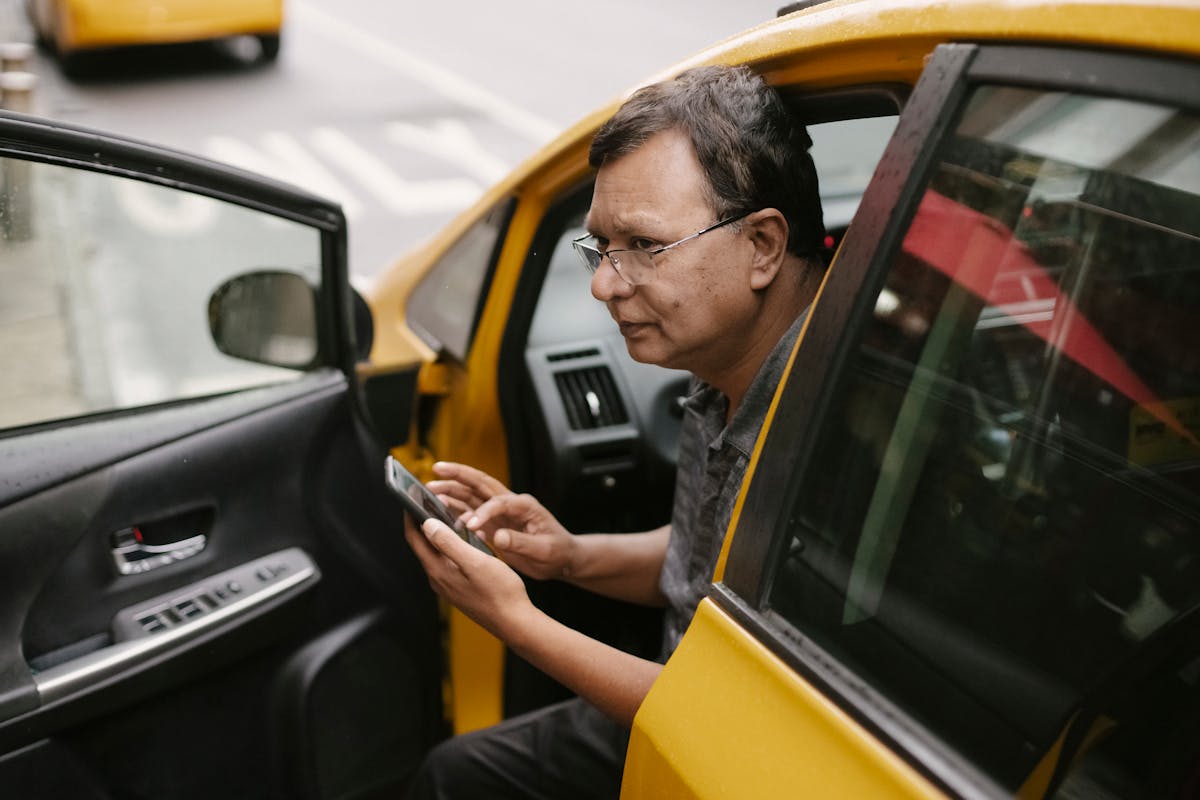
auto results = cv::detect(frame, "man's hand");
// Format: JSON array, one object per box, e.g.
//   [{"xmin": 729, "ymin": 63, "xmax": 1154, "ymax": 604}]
[
  {"xmin": 404, "ymin": 512, "xmax": 661, "ymax": 728},
  {"xmin": 427, "ymin": 462, "xmax": 576, "ymax": 581},
  {"xmin": 403, "ymin": 514, "xmax": 534, "ymax": 641},
  {"xmin": 425, "ymin": 461, "xmax": 509, "ymax": 520},
  {"xmin": 406, "ymin": 463, "xmax": 666, "ymax": 726},
  {"xmin": 426, "ymin": 461, "xmax": 669, "ymax": 607}
]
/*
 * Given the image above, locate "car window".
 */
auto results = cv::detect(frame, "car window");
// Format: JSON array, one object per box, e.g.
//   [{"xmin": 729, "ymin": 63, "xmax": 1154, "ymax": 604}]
[
  {"xmin": 0, "ymin": 157, "xmax": 323, "ymax": 431},
  {"xmin": 809, "ymin": 114, "xmax": 897, "ymax": 236},
  {"xmin": 765, "ymin": 84, "xmax": 1200, "ymax": 794},
  {"xmin": 527, "ymin": 208, "xmax": 612, "ymax": 349},
  {"xmin": 406, "ymin": 199, "xmax": 513, "ymax": 361}
]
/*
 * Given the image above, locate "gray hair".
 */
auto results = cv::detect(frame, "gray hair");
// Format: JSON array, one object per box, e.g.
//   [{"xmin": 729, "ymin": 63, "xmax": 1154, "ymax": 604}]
[{"xmin": 589, "ymin": 65, "xmax": 825, "ymax": 262}]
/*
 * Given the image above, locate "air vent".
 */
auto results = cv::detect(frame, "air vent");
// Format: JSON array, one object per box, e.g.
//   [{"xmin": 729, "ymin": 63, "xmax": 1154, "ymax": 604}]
[
  {"xmin": 547, "ymin": 347, "xmax": 600, "ymax": 363},
  {"xmin": 554, "ymin": 367, "xmax": 629, "ymax": 430}
]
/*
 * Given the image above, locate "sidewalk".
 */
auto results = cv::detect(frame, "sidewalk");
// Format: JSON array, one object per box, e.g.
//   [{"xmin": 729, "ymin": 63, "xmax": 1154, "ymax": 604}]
[
  {"xmin": 0, "ymin": 224, "xmax": 87, "ymax": 428},
  {"xmin": 0, "ymin": 1, "xmax": 95, "ymax": 428}
]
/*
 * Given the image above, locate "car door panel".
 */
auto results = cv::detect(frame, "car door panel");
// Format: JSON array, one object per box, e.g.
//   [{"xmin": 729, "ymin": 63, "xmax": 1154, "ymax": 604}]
[
  {"xmin": 0, "ymin": 114, "xmax": 439, "ymax": 798},
  {"xmin": 622, "ymin": 43, "xmax": 997, "ymax": 800},
  {"xmin": 13, "ymin": 376, "xmax": 342, "ymax": 697},
  {"xmin": 624, "ymin": 598, "xmax": 944, "ymax": 800},
  {"xmin": 0, "ymin": 371, "xmax": 441, "ymax": 796},
  {"xmin": 628, "ymin": 37, "xmax": 1200, "ymax": 800}
]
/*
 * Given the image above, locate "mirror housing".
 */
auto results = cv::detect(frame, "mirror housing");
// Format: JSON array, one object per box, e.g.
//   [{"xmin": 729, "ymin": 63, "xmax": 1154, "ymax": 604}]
[
  {"xmin": 208, "ymin": 271, "xmax": 319, "ymax": 369},
  {"xmin": 209, "ymin": 270, "xmax": 376, "ymax": 369}
]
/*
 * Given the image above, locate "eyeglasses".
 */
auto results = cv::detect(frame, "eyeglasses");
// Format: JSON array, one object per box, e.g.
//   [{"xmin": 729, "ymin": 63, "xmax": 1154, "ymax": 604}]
[{"xmin": 571, "ymin": 212, "xmax": 749, "ymax": 286}]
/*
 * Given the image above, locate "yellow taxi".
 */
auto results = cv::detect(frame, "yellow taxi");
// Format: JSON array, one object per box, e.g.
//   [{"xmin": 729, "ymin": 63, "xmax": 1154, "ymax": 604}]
[
  {"xmin": 0, "ymin": 0, "xmax": 1197, "ymax": 797},
  {"xmin": 25, "ymin": 0, "xmax": 283, "ymax": 67},
  {"xmin": 369, "ymin": 0, "xmax": 1200, "ymax": 795}
]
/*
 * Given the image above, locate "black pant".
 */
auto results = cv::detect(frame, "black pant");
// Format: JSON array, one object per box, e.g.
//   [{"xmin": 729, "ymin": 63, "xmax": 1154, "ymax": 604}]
[{"xmin": 406, "ymin": 698, "xmax": 629, "ymax": 800}]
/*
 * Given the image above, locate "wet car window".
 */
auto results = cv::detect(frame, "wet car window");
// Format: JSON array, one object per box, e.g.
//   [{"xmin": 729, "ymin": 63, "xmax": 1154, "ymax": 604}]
[
  {"xmin": 767, "ymin": 85, "xmax": 1200, "ymax": 794},
  {"xmin": 0, "ymin": 159, "xmax": 322, "ymax": 430},
  {"xmin": 406, "ymin": 199, "xmax": 512, "ymax": 362}
]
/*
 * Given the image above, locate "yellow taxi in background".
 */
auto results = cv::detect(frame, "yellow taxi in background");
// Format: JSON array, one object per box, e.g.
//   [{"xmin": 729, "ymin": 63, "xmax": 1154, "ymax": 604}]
[
  {"xmin": 25, "ymin": 0, "xmax": 283, "ymax": 69},
  {"xmin": 0, "ymin": 0, "xmax": 1198, "ymax": 797}
]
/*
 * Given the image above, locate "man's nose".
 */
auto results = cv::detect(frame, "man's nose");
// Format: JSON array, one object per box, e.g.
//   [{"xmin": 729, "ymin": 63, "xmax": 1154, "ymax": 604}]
[{"xmin": 590, "ymin": 256, "xmax": 634, "ymax": 301}]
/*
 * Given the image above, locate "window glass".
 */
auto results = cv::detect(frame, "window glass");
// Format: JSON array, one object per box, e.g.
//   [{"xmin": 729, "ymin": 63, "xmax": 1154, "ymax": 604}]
[
  {"xmin": 767, "ymin": 85, "xmax": 1200, "ymax": 794},
  {"xmin": 0, "ymin": 158, "xmax": 322, "ymax": 431},
  {"xmin": 406, "ymin": 200, "xmax": 511, "ymax": 361},
  {"xmin": 527, "ymin": 207, "xmax": 615, "ymax": 348},
  {"xmin": 809, "ymin": 115, "xmax": 897, "ymax": 233}
]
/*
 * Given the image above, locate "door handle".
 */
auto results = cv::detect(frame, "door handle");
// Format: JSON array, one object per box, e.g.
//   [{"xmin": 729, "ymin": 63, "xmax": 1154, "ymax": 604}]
[{"xmin": 111, "ymin": 527, "xmax": 207, "ymax": 575}]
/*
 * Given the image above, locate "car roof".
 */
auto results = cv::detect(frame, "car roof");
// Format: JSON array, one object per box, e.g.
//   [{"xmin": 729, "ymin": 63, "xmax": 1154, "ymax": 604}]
[
  {"xmin": 372, "ymin": 0, "xmax": 1199, "ymax": 305},
  {"xmin": 686, "ymin": 0, "xmax": 1200, "ymax": 82},
  {"xmin": 496, "ymin": 0, "xmax": 1200, "ymax": 194}
]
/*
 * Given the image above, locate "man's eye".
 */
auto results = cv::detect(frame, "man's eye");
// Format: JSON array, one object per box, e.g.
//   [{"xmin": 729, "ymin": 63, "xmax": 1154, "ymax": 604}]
[{"xmin": 630, "ymin": 238, "xmax": 658, "ymax": 252}]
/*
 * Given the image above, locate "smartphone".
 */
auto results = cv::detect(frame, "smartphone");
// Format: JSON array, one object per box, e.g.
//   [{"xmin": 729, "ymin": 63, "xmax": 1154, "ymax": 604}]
[{"xmin": 385, "ymin": 456, "xmax": 492, "ymax": 555}]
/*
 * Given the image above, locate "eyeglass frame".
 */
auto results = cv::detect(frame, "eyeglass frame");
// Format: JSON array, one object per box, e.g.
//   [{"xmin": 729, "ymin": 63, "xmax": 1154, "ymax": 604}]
[{"xmin": 571, "ymin": 211, "xmax": 752, "ymax": 286}]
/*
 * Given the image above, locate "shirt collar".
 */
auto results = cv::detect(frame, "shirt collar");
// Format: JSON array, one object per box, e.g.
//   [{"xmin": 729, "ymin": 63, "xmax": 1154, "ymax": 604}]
[{"xmin": 683, "ymin": 308, "xmax": 809, "ymax": 456}]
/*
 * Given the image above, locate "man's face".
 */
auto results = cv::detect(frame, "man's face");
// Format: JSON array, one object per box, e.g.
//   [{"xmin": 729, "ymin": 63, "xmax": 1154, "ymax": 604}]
[{"xmin": 586, "ymin": 129, "xmax": 762, "ymax": 379}]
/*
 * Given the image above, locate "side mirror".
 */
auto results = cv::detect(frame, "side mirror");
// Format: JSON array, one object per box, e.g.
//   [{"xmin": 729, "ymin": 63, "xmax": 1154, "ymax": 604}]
[{"xmin": 209, "ymin": 271, "xmax": 319, "ymax": 369}]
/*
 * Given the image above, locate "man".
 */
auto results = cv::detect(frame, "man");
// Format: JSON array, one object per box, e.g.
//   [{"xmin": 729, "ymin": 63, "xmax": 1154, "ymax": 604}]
[{"xmin": 404, "ymin": 64, "xmax": 826, "ymax": 799}]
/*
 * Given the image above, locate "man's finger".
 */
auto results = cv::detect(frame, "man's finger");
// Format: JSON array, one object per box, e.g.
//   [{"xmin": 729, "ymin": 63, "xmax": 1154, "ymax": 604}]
[
  {"xmin": 436, "ymin": 493, "xmax": 471, "ymax": 518},
  {"xmin": 468, "ymin": 494, "xmax": 532, "ymax": 530},
  {"xmin": 403, "ymin": 516, "xmax": 441, "ymax": 567},
  {"xmin": 495, "ymin": 527, "xmax": 543, "ymax": 558},
  {"xmin": 422, "ymin": 518, "xmax": 491, "ymax": 572},
  {"xmin": 426, "ymin": 480, "xmax": 486, "ymax": 509},
  {"xmin": 434, "ymin": 462, "xmax": 508, "ymax": 497},
  {"xmin": 491, "ymin": 528, "xmax": 510, "ymax": 551}
]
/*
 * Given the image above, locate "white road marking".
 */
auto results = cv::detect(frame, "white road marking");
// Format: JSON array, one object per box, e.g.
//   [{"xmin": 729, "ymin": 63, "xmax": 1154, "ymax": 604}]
[
  {"xmin": 385, "ymin": 118, "xmax": 510, "ymax": 184},
  {"xmin": 205, "ymin": 132, "xmax": 365, "ymax": 219},
  {"xmin": 310, "ymin": 126, "xmax": 482, "ymax": 215},
  {"xmin": 293, "ymin": 0, "xmax": 561, "ymax": 145}
]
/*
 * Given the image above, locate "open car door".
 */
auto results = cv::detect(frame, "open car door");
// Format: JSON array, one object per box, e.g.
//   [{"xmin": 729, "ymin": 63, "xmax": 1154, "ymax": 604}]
[{"xmin": 0, "ymin": 112, "xmax": 441, "ymax": 798}]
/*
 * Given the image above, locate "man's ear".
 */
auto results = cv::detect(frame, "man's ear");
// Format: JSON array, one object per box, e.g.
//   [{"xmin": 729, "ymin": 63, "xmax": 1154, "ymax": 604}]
[{"xmin": 744, "ymin": 208, "xmax": 789, "ymax": 291}]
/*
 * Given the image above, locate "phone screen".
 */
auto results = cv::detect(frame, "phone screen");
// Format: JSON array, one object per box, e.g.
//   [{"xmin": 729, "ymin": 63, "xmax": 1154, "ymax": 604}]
[{"xmin": 385, "ymin": 456, "xmax": 492, "ymax": 555}]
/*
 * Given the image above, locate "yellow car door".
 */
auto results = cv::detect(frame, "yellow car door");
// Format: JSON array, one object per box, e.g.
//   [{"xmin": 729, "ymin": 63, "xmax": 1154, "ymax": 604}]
[{"xmin": 624, "ymin": 8, "xmax": 1200, "ymax": 798}]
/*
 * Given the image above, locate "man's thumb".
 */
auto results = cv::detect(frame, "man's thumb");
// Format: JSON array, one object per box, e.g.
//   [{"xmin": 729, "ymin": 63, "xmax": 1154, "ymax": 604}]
[{"xmin": 493, "ymin": 529, "xmax": 513, "ymax": 551}]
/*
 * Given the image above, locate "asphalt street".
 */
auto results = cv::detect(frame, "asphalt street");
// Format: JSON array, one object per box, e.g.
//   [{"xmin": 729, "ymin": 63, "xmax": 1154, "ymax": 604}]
[
  {"xmin": 0, "ymin": 0, "xmax": 770, "ymax": 283},
  {"xmin": 0, "ymin": 0, "xmax": 773, "ymax": 424}
]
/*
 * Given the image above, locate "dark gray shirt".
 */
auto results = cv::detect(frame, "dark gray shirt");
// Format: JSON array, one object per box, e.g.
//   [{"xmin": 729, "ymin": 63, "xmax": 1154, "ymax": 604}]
[{"xmin": 658, "ymin": 311, "xmax": 808, "ymax": 657}]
